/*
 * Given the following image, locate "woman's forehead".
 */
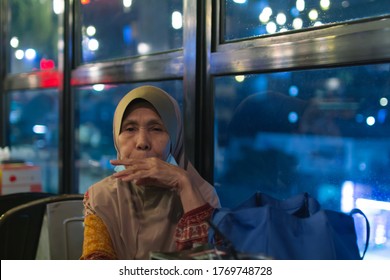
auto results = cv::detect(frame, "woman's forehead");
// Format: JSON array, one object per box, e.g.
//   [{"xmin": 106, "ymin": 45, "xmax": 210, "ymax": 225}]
[
  {"xmin": 123, "ymin": 99, "xmax": 161, "ymax": 120},
  {"xmin": 123, "ymin": 107, "xmax": 163, "ymax": 124}
]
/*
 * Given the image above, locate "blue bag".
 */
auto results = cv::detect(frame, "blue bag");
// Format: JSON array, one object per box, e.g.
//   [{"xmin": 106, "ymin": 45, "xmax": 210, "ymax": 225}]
[{"xmin": 208, "ymin": 192, "xmax": 370, "ymax": 260}]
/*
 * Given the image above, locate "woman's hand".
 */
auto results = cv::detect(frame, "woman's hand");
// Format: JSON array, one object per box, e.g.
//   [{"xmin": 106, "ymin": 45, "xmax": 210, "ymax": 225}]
[
  {"xmin": 110, "ymin": 158, "xmax": 206, "ymax": 212},
  {"xmin": 110, "ymin": 157, "xmax": 189, "ymax": 191}
]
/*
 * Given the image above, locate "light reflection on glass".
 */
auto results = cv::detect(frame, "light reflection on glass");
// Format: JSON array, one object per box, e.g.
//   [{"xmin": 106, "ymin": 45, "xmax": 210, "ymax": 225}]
[
  {"xmin": 224, "ymin": 0, "xmax": 390, "ymax": 41},
  {"xmin": 80, "ymin": 0, "xmax": 183, "ymax": 63},
  {"xmin": 8, "ymin": 0, "xmax": 61, "ymax": 73}
]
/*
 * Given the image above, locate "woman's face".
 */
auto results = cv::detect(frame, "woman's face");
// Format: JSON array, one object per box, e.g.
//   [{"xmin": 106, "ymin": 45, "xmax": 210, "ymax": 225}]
[{"xmin": 117, "ymin": 102, "xmax": 171, "ymax": 161}]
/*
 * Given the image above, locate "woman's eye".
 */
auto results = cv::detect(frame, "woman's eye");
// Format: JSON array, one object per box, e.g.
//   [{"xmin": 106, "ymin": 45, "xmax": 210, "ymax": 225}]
[
  {"xmin": 151, "ymin": 126, "xmax": 164, "ymax": 132},
  {"xmin": 125, "ymin": 127, "xmax": 136, "ymax": 132}
]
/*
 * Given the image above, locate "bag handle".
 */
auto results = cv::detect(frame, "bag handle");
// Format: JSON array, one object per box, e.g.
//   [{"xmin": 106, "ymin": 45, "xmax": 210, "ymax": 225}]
[{"xmin": 350, "ymin": 208, "xmax": 370, "ymax": 259}]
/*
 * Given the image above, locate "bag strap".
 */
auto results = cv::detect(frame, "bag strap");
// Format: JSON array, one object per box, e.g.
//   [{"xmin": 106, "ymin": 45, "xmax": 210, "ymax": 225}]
[{"xmin": 350, "ymin": 208, "xmax": 370, "ymax": 259}]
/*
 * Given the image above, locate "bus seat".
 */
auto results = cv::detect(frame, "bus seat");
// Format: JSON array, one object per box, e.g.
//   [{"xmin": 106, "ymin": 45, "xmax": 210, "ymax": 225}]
[
  {"xmin": 46, "ymin": 199, "xmax": 84, "ymax": 260},
  {"xmin": 0, "ymin": 192, "xmax": 54, "ymax": 216},
  {"xmin": 0, "ymin": 194, "xmax": 84, "ymax": 260}
]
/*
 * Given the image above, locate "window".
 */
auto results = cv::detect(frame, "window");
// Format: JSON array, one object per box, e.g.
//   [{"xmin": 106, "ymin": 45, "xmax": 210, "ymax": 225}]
[
  {"xmin": 80, "ymin": 0, "xmax": 183, "ymax": 63},
  {"xmin": 6, "ymin": 89, "xmax": 60, "ymax": 194},
  {"xmin": 223, "ymin": 0, "xmax": 390, "ymax": 41},
  {"xmin": 8, "ymin": 0, "xmax": 63, "ymax": 73},
  {"xmin": 214, "ymin": 63, "xmax": 390, "ymax": 259}
]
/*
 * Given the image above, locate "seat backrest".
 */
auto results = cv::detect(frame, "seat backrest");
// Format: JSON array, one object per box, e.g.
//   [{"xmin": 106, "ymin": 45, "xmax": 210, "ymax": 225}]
[
  {"xmin": 0, "ymin": 192, "xmax": 54, "ymax": 216},
  {"xmin": 0, "ymin": 200, "xmax": 47, "ymax": 259},
  {"xmin": 46, "ymin": 198, "xmax": 84, "ymax": 260},
  {"xmin": 0, "ymin": 194, "xmax": 84, "ymax": 260}
]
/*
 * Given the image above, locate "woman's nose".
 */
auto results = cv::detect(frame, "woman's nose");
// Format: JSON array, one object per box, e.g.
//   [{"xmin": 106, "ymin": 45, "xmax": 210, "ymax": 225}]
[{"xmin": 135, "ymin": 129, "xmax": 151, "ymax": 150}]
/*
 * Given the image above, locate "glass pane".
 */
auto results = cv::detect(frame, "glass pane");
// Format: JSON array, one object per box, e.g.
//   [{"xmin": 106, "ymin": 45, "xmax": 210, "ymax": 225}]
[
  {"xmin": 80, "ymin": 0, "xmax": 183, "ymax": 63},
  {"xmin": 6, "ymin": 89, "xmax": 60, "ymax": 194},
  {"xmin": 8, "ymin": 0, "xmax": 64, "ymax": 73},
  {"xmin": 74, "ymin": 80, "xmax": 183, "ymax": 194},
  {"xmin": 214, "ymin": 64, "xmax": 390, "ymax": 259},
  {"xmin": 223, "ymin": 0, "xmax": 390, "ymax": 41}
]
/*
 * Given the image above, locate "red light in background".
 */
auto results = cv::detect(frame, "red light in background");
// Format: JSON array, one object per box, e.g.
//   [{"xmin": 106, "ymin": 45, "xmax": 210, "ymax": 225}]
[
  {"xmin": 81, "ymin": 0, "xmax": 90, "ymax": 4},
  {"xmin": 40, "ymin": 70, "xmax": 61, "ymax": 88},
  {"xmin": 40, "ymin": 58, "xmax": 55, "ymax": 70},
  {"xmin": 38, "ymin": 59, "xmax": 61, "ymax": 88}
]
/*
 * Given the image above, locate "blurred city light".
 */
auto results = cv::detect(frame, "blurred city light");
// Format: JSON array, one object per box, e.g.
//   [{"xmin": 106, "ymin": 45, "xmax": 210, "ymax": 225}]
[
  {"xmin": 88, "ymin": 39, "xmax": 99, "ymax": 51},
  {"xmin": 40, "ymin": 58, "xmax": 55, "ymax": 70},
  {"xmin": 137, "ymin": 42, "xmax": 151, "ymax": 54},
  {"xmin": 289, "ymin": 85, "xmax": 299, "ymax": 97},
  {"xmin": 356, "ymin": 198, "xmax": 390, "ymax": 211},
  {"xmin": 172, "ymin": 11, "xmax": 183, "ymax": 30},
  {"xmin": 320, "ymin": 0, "xmax": 331, "ymax": 10},
  {"xmin": 296, "ymin": 0, "xmax": 305, "ymax": 12},
  {"xmin": 53, "ymin": 0, "xmax": 64, "ymax": 15},
  {"xmin": 25, "ymin": 49, "xmax": 37, "ymax": 60},
  {"xmin": 259, "ymin": 7, "xmax": 272, "ymax": 23},
  {"xmin": 309, "ymin": 9, "xmax": 319, "ymax": 21},
  {"xmin": 266, "ymin": 22, "xmax": 277, "ymax": 34},
  {"xmin": 342, "ymin": 1, "xmax": 350, "ymax": 8},
  {"xmin": 10, "ymin": 37, "xmax": 19, "ymax": 48},
  {"xmin": 341, "ymin": 181, "xmax": 354, "ymax": 212},
  {"xmin": 288, "ymin": 111, "xmax": 298, "ymax": 123},
  {"xmin": 86, "ymin": 26, "xmax": 96, "ymax": 37},
  {"xmin": 15, "ymin": 50, "xmax": 24, "ymax": 60},
  {"xmin": 379, "ymin": 97, "xmax": 388, "ymax": 106},
  {"xmin": 366, "ymin": 116, "xmax": 375, "ymax": 126},
  {"xmin": 123, "ymin": 0, "xmax": 132, "ymax": 8},
  {"xmin": 33, "ymin": 125, "xmax": 47, "ymax": 134},
  {"xmin": 293, "ymin": 18, "xmax": 303, "ymax": 29},
  {"xmin": 92, "ymin": 84, "xmax": 105, "ymax": 91},
  {"xmin": 235, "ymin": 75, "xmax": 245, "ymax": 82},
  {"xmin": 276, "ymin": 13, "xmax": 287, "ymax": 25}
]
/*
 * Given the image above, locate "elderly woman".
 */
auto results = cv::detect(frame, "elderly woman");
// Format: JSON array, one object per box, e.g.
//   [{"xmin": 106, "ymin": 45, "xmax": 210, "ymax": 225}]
[{"xmin": 81, "ymin": 85, "xmax": 220, "ymax": 260}]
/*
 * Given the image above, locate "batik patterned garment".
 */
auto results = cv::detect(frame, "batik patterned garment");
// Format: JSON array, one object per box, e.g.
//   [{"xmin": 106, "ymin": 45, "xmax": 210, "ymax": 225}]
[{"xmin": 175, "ymin": 203, "xmax": 214, "ymax": 251}]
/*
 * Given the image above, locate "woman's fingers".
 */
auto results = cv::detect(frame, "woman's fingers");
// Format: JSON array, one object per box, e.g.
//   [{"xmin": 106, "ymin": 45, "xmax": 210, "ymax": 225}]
[{"xmin": 111, "ymin": 157, "xmax": 183, "ymax": 189}]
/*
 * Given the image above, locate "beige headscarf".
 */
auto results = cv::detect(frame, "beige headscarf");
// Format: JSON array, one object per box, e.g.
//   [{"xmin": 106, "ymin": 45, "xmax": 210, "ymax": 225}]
[{"xmin": 86, "ymin": 85, "xmax": 220, "ymax": 259}]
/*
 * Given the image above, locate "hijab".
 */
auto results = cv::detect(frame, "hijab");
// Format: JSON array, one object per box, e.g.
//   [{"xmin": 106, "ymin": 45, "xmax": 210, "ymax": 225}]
[{"xmin": 87, "ymin": 85, "xmax": 220, "ymax": 259}]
